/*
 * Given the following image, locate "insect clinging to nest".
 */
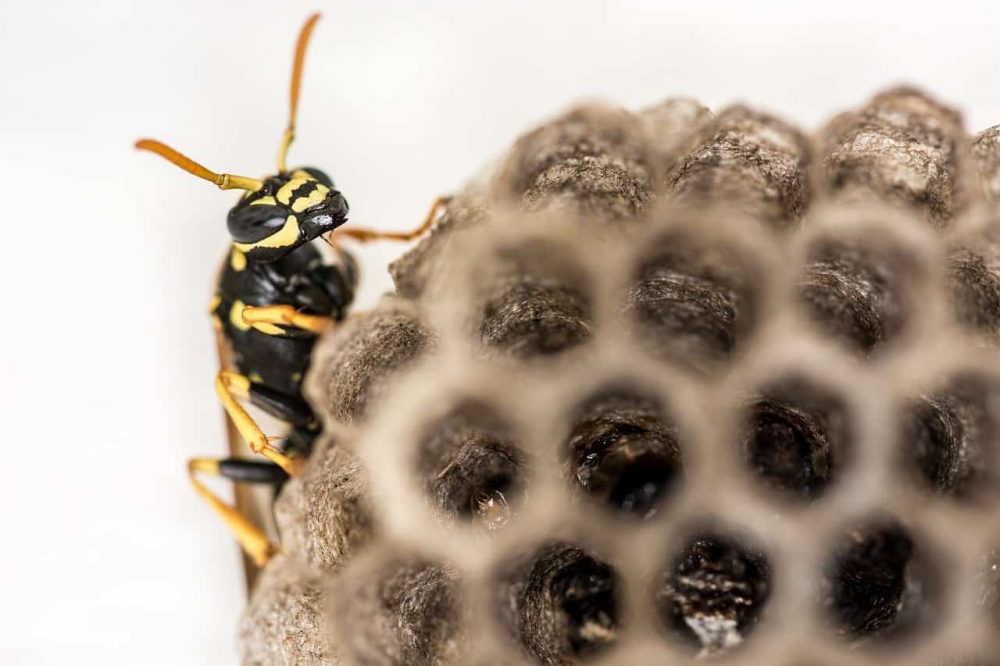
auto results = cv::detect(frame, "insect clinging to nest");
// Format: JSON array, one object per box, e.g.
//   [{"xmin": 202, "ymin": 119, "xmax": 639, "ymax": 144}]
[{"xmin": 135, "ymin": 13, "xmax": 447, "ymax": 572}]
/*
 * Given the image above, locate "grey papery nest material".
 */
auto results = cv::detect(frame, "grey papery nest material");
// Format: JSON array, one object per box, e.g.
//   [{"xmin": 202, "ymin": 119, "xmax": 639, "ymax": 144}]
[
  {"xmin": 819, "ymin": 86, "xmax": 970, "ymax": 227},
  {"xmin": 328, "ymin": 551, "xmax": 463, "ymax": 665},
  {"xmin": 664, "ymin": 105, "xmax": 813, "ymax": 230},
  {"xmin": 972, "ymin": 126, "xmax": 1000, "ymax": 202},
  {"xmin": 239, "ymin": 88, "xmax": 1000, "ymax": 666},
  {"xmin": 309, "ymin": 301, "xmax": 433, "ymax": 426}
]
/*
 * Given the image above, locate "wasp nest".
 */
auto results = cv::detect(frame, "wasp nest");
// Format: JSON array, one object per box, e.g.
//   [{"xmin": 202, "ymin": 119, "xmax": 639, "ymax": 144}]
[{"xmin": 239, "ymin": 88, "xmax": 1000, "ymax": 666}]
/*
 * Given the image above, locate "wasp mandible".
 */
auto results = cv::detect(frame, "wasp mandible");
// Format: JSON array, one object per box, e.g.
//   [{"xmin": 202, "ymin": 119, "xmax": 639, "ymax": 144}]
[{"xmin": 136, "ymin": 13, "xmax": 446, "ymax": 570}]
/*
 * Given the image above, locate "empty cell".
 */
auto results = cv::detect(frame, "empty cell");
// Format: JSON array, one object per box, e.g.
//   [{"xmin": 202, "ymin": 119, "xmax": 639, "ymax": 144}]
[
  {"xmin": 415, "ymin": 400, "xmax": 524, "ymax": 530},
  {"xmin": 947, "ymin": 217, "xmax": 1000, "ymax": 341},
  {"xmin": 495, "ymin": 542, "xmax": 620, "ymax": 664},
  {"xmin": 821, "ymin": 518, "xmax": 943, "ymax": 645},
  {"xmin": 898, "ymin": 373, "xmax": 1000, "ymax": 501},
  {"xmin": 564, "ymin": 388, "xmax": 683, "ymax": 519},
  {"xmin": 626, "ymin": 228, "xmax": 765, "ymax": 369},
  {"xmin": 797, "ymin": 233, "xmax": 929, "ymax": 356},
  {"xmin": 738, "ymin": 376, "xmax": 852, "ymax": 501},
  {"xmin": 479, "ymin": 276, "xmax": 593, "ymax": 358}
]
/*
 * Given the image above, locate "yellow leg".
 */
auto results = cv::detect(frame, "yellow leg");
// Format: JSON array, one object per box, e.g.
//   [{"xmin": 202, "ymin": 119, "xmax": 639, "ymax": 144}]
[
  {"xmin": 215, "ymin": 371, "xmax": 302, "ymax": 476},
  {"xmin": 241, "ymin": 304, "xmax": 332, "ymax": 335},
  {"xmin": 337, "ymin": 195, "xmax": 450, "ymax": 243},
  {"xmin": 188, "ymin": 458, "xmax": 279, "ymax": 566}
]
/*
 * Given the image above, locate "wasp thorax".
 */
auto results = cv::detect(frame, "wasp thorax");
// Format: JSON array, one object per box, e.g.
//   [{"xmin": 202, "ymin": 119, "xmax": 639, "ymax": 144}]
[{"xmin": 226, "ymin": 168, "xmax": 348, "ymax": 262}]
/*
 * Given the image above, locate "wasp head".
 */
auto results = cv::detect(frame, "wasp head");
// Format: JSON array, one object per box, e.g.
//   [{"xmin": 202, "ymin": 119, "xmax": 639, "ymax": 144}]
[{"xmin": 227, "ymin": 167, "xmax": 348, "ymax": 262}]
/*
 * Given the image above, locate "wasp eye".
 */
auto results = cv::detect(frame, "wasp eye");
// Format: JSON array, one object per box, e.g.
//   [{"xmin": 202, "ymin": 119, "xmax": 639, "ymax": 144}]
[{"xmin": 227, "ymin": 203, "xmax": 288, "ymax": 244}]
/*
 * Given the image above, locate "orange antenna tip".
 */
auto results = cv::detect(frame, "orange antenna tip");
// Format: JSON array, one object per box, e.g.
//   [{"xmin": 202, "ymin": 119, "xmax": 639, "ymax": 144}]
[{"xmin": 135, "ymin": 137, "xmax": 263, "ymax": 192}]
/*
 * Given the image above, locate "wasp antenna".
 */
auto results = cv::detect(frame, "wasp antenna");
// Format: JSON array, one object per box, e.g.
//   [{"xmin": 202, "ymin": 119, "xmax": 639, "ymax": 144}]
[
  {"xmin": 277, "ymin": 12, "xmax": 321, "ymax": 173},
  {"xmin": 135, "ymin": 139, "xmax": 263, "ymax": 192}
]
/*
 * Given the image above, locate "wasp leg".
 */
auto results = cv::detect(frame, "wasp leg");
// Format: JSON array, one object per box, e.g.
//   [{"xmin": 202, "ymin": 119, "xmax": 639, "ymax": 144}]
[
  {"xmin": 218, "ymin": 458, "xmax": 290, "ymax": 484},
  {"xmin": 241, "ymin": 304, "xmax": 332, "ymax": 335},
  {"xmin": 216, "ymin": 371, "xmax": 303, "ymax": 476},
  {"xmin": 188, "ymin": 458, "xmax": 285, "ymax": 566},
  {"xmin": 337, "ymin": 195, "xmax": 450, "ymax": 243}
]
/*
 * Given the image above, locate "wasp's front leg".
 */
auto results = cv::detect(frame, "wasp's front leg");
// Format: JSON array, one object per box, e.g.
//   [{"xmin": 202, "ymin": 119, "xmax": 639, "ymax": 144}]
[{"xmin": 336, "ymin": 195, "xmax": 449, "ymax": 243}]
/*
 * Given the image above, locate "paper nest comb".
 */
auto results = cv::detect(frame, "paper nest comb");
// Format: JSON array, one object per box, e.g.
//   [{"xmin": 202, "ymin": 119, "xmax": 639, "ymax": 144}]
[{"xmin": 238, "ymin": 87, "xmax": 1000, "ymax": 665}]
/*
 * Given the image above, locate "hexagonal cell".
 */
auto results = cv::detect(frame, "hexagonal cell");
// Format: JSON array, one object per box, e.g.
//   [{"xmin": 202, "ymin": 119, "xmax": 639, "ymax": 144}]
[
  {"xmin": 639, "ymin": 96, "xmax": 713, "ymax": 173},
  {"xmin": 664, "ymin": 105, "xmax": 813, "ymax": 231},
  {"xmin": 467, "ymin": 235, "xmax": 596, "ymax": 360},
  {"xmin": 274, "ymin": 434, "xmax": 374, "ymax": 572},
  {"xmin": 310, "ymin": 301, "xmax": 433, "ymax": 425},
  {"xmin": 625, "ymin": 226, "xmax": 767, "ymax": 370},
  {"xmin": 479, "ymin": 275, "xmax": 593, "ymax": 358},
  {"xmin": 239, "ymin": 556, "xmax": 331, "ymax": 666},
  {"xmin": 797, "ymin": 229, "xmax": 932, "ymax": 356},
  {"xmin": 390, "ymin": 189, "xmax": 493, "ymax": 300},
  {"xmin": 492, "ymin": 104, "xmax": 659, "ymax": 222},
  {"xmin": 737, "ymin": 375, "xmax": 853, "ymax": 501},
  {"xmin": 820, "ymin": 517, "xmax": 943, "ymax": 645},
  {"xmin": 329, "ymin": 550, "xmax": 463, "ymax": 665},
  {"xmin": 563, "ymin": 387, "xmax": 683, "ymax": 519},
  {"xmin": 414, "ymin": 399, "xmax": 525, "ymax": 530},
  {"xmin": 494, "ymin": 541, "xmax": 620, "ymax": 664},
  {"xmin": 971, "ymin": 125, "xmax": 1000, "ymax": 203},
  {"xmin": 946, "ymin": 216, "xmax": 1000, "ymax": 342},
  {"xmin": 897, "ymin": 372, "xmax": 1000, "ymax": 501},
  {"xmin": 655, "ymin": 531, "xmax": 771, "ymax": 655},
  {"xmin": 818, "ymin": 86, "xmax": 969, "ymax": 227}
]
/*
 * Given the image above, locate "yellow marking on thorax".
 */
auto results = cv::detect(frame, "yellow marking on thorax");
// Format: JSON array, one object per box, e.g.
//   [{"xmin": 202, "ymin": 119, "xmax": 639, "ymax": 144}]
[
  {"xmin": 229, "ymin": 300, "xmax": 252, "ymax": 331},
  {"xmin": 276, "ymin": 178, "xmax": 310, "ymax": 205},
  {"xmin": 230, "ymin": 248, "xmax": 247, "ymax": 271},
  {"xmin": 291, "ymin": 182, "xmax": 330, "ymax": 212},
  {"xmin": 249, "ymin": 195, "xmax": 277, "ymax": 207},
  {"xmin": 249, "ymin": 372, "xmax": 264, "ymax": 383},
  {"xmin": 233, "ymin": 215, "xmax": 300, "ymax": 252},
  {"xmin": 208, "ymin": 294, "xmax": 221, "ymax": 314},
  {"xmin": 291, "ymin": 372, "xmax": 303, "ymax": 383}
]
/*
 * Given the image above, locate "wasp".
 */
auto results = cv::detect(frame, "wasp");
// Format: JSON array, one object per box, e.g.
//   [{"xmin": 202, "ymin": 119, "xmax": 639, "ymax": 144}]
[{"xmin": 136, "ymin": 14, "xmax": 446, "ymax": 573}]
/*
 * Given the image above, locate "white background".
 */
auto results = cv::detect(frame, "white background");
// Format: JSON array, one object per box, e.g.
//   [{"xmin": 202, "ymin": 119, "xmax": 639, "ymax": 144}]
[{"xmin": 1, "ymin": 1, "xmax": 998, "ymax": 663}]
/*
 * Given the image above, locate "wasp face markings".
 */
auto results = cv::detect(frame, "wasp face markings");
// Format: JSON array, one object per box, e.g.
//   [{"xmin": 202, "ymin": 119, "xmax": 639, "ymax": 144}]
[{"xmin": 226, "ymin": 170, "xmax": 348, "ymax": 262}]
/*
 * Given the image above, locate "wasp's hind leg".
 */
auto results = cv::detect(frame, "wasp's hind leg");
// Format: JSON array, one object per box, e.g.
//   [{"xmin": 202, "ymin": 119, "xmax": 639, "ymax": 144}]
[
  {"xmin": 188, "ymin": 458, "xmax": 287, "ymax": 566},
  {"xmin": 336, "ymin": 195, "xmax": 450, "ymax": 243},
  {"xmin": 215, "ymin": 372, "xmax": 314, "ymax": 477}
]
